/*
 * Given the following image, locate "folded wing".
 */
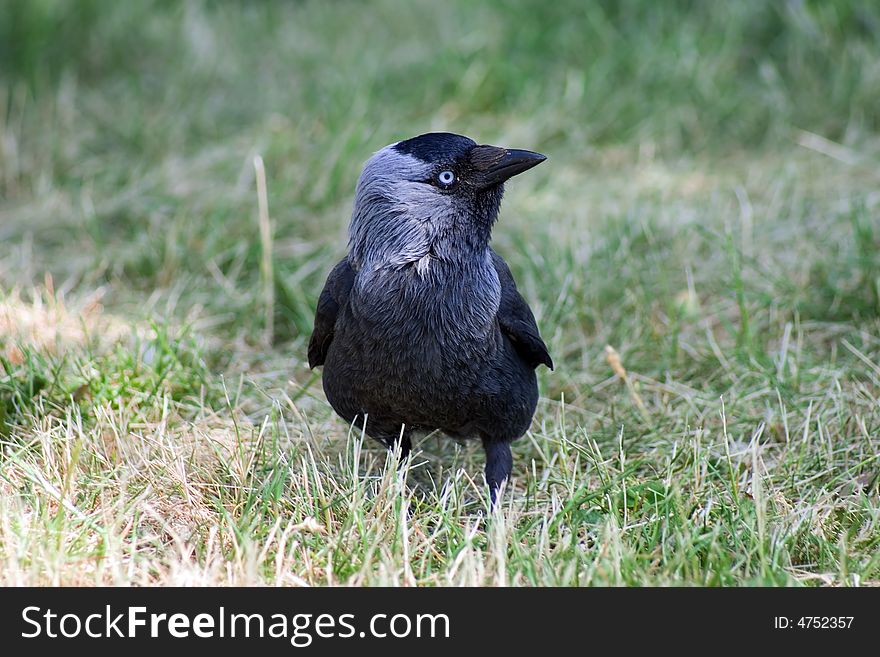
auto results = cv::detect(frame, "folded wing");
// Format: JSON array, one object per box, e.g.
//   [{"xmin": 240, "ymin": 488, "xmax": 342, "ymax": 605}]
[
  {"xmin": 307, "ymin": 257, "xmax": 355, "ymax": 368},
  {"xmin": 491, "ymin": 250, "xmax": 553, "ymax": 370}
]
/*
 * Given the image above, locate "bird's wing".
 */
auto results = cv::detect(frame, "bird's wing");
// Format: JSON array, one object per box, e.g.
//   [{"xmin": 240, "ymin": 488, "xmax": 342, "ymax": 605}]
[
  {"xmin": 491, "ymin": 250, "xmax": 554, "ymax": 370},
  {"xmin": 307, "ymin": 257, "xmax": 355, "ymax": 369}
]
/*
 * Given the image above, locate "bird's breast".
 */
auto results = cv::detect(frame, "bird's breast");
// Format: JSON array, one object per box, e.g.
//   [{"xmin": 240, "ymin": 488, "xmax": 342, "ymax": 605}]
[{"xmin": 345, "ymin": 261, "xmax": 501, "ymax": 366}]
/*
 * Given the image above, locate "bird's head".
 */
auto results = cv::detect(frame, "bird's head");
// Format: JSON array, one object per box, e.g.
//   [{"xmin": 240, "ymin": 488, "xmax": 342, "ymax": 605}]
[{"xmin": 348, "ymin": 132, "xmax": 545, "ymax": 271}]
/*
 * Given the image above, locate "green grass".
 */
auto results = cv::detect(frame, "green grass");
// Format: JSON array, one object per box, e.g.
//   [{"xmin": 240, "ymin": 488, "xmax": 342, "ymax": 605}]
[{"xmin": 0, "ymin": 0, "xmax": 878, "ymax": 585}]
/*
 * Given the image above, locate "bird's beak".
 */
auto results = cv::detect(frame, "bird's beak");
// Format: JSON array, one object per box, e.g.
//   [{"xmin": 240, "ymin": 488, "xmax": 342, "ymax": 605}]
[{"xmin": 470, "ymin": 146, "xmax": 547, "ymax": 189}]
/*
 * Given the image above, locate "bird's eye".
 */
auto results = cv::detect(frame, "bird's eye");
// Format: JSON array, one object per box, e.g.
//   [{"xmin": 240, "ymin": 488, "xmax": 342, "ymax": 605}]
[{"xmin": 437, "ymin": 170, "xmax": 456, "ymax": 186}]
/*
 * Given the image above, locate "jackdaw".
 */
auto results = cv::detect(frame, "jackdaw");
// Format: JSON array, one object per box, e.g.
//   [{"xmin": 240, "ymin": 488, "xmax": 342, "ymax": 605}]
[{"xmin": 308, "ymin": 132, "xmax": 552, "ymax": 505}]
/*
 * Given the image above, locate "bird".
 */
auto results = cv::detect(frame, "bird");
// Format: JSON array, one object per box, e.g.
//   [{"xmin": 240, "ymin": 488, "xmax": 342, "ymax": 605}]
[{"xmin": 307, "ymin": 132, "xmax": 552, "ymax": 506}]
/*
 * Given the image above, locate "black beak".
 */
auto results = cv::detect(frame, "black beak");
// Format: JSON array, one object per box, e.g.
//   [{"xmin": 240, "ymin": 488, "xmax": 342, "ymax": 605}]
[{"xmin": 471, "ymin": 146, "xmax": 547, "ymax": 189}]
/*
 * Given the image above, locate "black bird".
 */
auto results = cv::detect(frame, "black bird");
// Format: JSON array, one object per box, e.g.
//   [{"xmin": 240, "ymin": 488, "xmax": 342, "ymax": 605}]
[{"xmin": 308, "ymin": 132, "xmax": 552, "ymax": 505}]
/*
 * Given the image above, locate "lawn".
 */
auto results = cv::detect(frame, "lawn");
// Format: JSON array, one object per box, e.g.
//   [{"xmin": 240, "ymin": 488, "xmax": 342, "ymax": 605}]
[{"xmin": 0, "ymin": 0, "xmax": 878, "ymax": 586}]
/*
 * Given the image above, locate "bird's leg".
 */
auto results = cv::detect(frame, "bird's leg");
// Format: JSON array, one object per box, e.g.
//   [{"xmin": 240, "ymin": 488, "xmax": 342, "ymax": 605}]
[
  {"xmin": 381, "ymin": 427, "xmax": 412, "ymax": 466},
  {"xmin": 395, "ymin": 431, "xmax": 412, "ymax": 464},
  {"xmin": 390, "ymin": 430, "xmax": 414, "ymax": 518},
  {"xmin": 482, "ymin": 438, "xmax": 512, "ymax": 509}
]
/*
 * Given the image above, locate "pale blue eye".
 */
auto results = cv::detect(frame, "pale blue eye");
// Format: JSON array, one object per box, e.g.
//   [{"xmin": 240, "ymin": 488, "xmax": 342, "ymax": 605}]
[{"xmin": 437, "ymin": 170, "xmax": 455, "ymax": 185}]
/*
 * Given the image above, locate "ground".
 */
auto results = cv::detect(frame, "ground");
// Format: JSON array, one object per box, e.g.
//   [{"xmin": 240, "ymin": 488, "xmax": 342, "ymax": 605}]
[{"xmin": 0, "ymin": 0, "xmax": 878, "ymax": 585}]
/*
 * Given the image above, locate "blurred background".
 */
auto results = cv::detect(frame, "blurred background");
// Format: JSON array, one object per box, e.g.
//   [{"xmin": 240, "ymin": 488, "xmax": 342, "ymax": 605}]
[
  {"xmin": 2, "ymin": 0, "xmax": 878, "ymax": 328},
  {"xmin": 1, "ymin": 0, "xmax": 879, "ymax": 586},
  {"xmin": 2, "ymin": 0, "xmax": 879, "ymax": 391}
]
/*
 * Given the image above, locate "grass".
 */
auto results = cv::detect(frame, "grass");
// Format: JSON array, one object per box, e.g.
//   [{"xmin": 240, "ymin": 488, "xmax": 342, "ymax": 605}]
[{"xmin": 0, "ymin": 0, "xmax": 879, "ymax": 586}]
